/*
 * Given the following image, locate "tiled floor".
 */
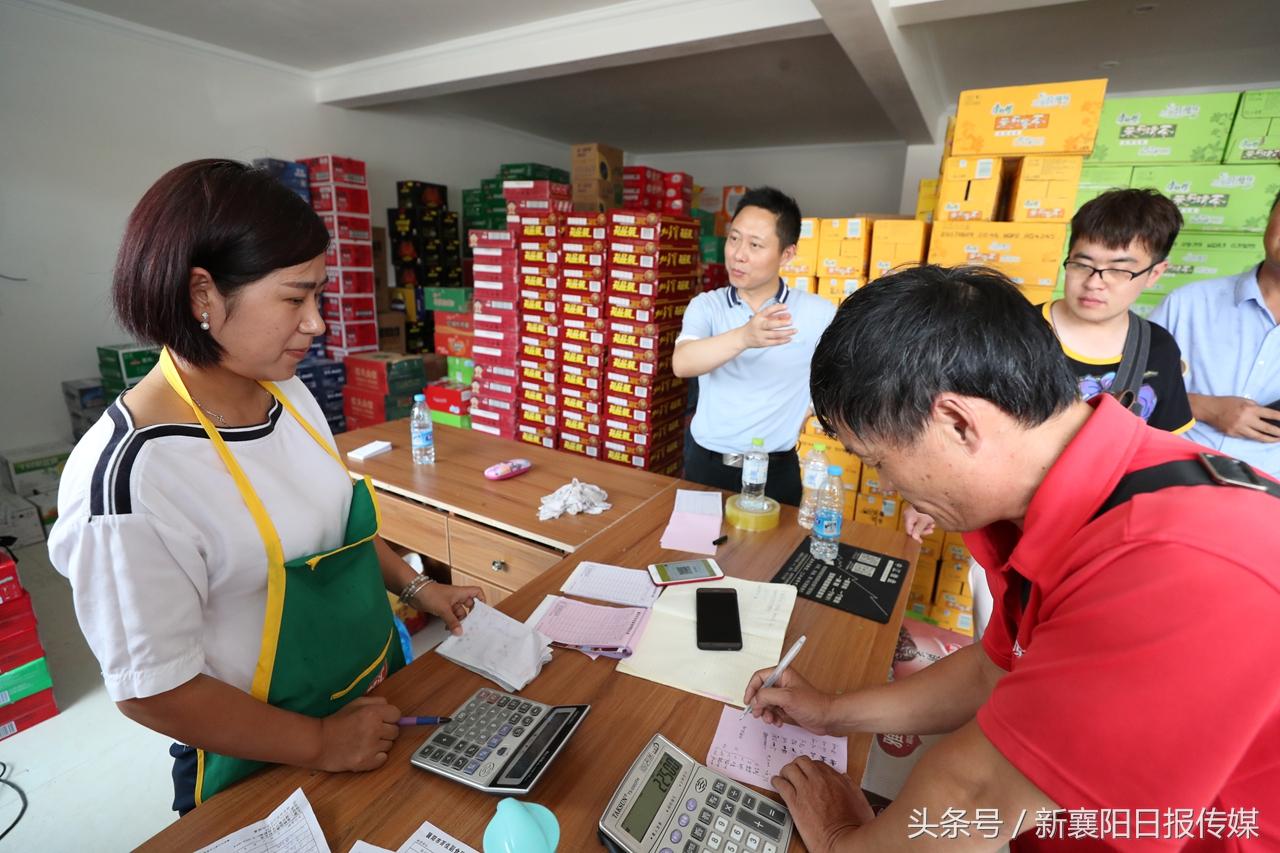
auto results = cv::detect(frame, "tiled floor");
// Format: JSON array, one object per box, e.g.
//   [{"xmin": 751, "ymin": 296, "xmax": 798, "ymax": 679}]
[{"xmin": 0, "ymin": 543, "xmax": 449, "ymax": 851}]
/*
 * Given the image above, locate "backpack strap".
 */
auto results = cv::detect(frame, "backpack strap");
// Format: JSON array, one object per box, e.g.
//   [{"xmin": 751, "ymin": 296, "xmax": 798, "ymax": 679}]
[
  {"xmin": 1110, "ymin": 311, "xmax": 1151, "ymax": 414},
  {"xmin": 1018, "ymin": 453, "xmax": 1278, "ymax": 610}
]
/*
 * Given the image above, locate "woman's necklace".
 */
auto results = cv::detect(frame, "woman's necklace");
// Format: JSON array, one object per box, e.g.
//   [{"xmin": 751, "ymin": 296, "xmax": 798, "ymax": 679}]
[{"xmin": 190, "ymin": 397, "xmax": 230, "ymax": 427}]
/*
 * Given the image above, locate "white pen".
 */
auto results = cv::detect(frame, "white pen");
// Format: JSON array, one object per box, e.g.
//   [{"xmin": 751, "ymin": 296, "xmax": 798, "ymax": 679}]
[{"xmin": 741, "ymin": 634, "xmax": 807, "ymax": 718}]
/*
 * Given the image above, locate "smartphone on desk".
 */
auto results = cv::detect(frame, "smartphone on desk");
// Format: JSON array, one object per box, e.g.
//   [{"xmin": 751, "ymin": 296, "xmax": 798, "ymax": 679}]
[{"xmin": 696, "ymin": 587, "xmax": 742, "ymax": 651}]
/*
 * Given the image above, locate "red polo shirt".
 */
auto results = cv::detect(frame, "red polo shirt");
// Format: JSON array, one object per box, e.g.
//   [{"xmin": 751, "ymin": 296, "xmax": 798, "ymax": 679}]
[{"xmin": 968, "ymin": 395, "xmax": 1280, "ymax": 851}]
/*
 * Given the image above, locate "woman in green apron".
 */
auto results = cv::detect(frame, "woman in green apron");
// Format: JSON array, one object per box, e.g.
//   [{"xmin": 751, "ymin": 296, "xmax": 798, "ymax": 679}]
[{"xmin": 48, "ymin": 160, "xmax": 482, "ymax": 814}]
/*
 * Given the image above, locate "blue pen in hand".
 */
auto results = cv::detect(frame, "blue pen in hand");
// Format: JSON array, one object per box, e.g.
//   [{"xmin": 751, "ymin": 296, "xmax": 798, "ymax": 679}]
[{"xmin": 398, "ymin": 716, "xmax": 452, "ymax": 726}]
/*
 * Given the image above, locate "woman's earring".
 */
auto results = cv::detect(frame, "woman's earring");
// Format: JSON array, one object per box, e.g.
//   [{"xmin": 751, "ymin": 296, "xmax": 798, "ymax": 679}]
[{"xmin": 200, "ymin": 311, "xmax": 210, "ymax": 331}]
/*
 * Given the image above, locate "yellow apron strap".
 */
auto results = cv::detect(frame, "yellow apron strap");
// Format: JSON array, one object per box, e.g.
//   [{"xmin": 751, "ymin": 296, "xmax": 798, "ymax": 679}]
[{"xmin": 159, "ymin": 349, "xmax": 287, "ymax": 701}]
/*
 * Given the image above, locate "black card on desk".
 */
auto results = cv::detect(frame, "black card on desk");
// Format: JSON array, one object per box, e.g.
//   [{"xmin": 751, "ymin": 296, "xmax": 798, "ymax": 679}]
[{"xmin": 771, "ymin": 542, "xmax": 908, "ymax": 624}]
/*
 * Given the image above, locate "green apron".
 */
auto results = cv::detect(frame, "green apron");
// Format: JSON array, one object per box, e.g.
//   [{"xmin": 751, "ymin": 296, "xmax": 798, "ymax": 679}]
[{"xmin": 159, "ymin": 350, "xmax": 405, "ymax": 806}]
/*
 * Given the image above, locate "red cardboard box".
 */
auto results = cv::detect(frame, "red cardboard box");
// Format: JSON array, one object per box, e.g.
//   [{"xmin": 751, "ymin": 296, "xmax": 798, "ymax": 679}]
[
  {"xmin": 518, "ymin": 340, "xmax": 557, "ymax": 363},
  {"xmin": 605, "ymin": 393, "xmax": 685, "ymax": 426},
  {"xmin": 474, "ymin": 377, "xmax": 519, "ymax": 403},
  {"xmin": 560, "ymin": 390, "xmax": 602, "ymax": 416},
  {"xmin": 560, "ymin": 325, "xmax": 607, "ymax": 347},
  {"xmin": 328, "ymin": 267, "xmax": 376, "ymax": 295},
  {"xmin": 471, "ymin": 394, "xmax": 518, "ymax": 417},
  {"xmin": 606, "ymin": 296, "xmax": 688, "ymax": 326},
  {"xmin": 606, "ymin": 269, "xmax": 698, "ymax": 302},
  {"xmin": 474, "ymin": 362, "xmax": 519, "ymax": 384},
  {"xmin": 518, "ymin": 232, "xmax": 559, "ymax": 252},
  {"xmin": 607, "ymin": 211, "xmax": 699, "ymax": 245},
  {"xmin": 560, "ymin": 365, "xmax": 603, "ymax": 397},
  {"xmin": 435, "ymin": 311, "xmax": 475, "ymax": 334},
  {"xmin": 608, "ymin": 347, "xmax": 673, "ymax": 379},
  {"xmin": 435, "ymin": 330, "xmax": 474, "ymax": 358},
  {"xmin": 517, "ymin": 426, "xmax": 556, "ymax": 449},
  {"xmin": 0, "ymin": 688, "xmax": 58, "ymax": 742},
  {"xmin": 559, "ymin": 272, "xmax": 605, "ymax": 298},
  {"xmin": 602, "ymin": 415, "xmax": 685, "ymax": 448},
  {"xmin": 513, "ymin": 219, "xmax": 558, "ymax": 238},
  {"xmin": 519, "ymin": 248, "xmax": 559, "ymax": 267},
  {"xmin": 502, "ymin": 180, "xmax": 571, "ymax": 201},
  {"xmin": 521, "ymin": 317, "xmax": 559, "ymax": 339},
  {"xmin": 325, "ymin": 240, "xmax": 374, "ymax": 270},
  {"xmin": 560, "ymin": 411, "xmax": 602, "ymax": 435},
  {"xmin": 521, "ymin": 329, "xmax": 559, "ymax": 355},
  {"xmin": 301, "ymin": 155, "xmax": 367, "ymax": 187},
  {"xmin": 473, "ymin": 277, "xmax": 519, "ymax": 302},
  {"xmin": 322, "ymin": 294, "xmax": 377, "ymax": 324},
  {"xmin": 469, "ymin": 230, "xmax": 517, "ymax": 249},
  {"xmin": 509, "ymin": 198, "xmax": 574, "ymax": 216},
  {"xmin": 559, "ymin": 244, "xmax": 606, "ymax": 272},
  {"xmin": 311, "ymin": 183, "xmax": 370, "ymax": 215},
  {"xmin": 518, "ymin": 363, "xmax": 558, "ymax": 385},
  {"xmin": 606, "ymin": 322, "xmax": 680, "ymax": 352},
  {"xmin": 0, "ymin": 553, "xmax": 24, "ymax": 606},
  {"xmin": 344, "ymin": 352, "xmax": 426, "ymax": 395},
  {"xmin": 561, "ymin": 299, "xmax": 605, "ymax": 322},
  {"xmin": 343, "ymin": 387, "xmax": 415, "ymax": 423},
  {"xmin": 608, "ymin": 243, "xmax": 699, "ymax": 275},
  {"xmin": 473, "ymin": 309, "xmax": 521, "ymax": 334},
  {"xmin": 472, "ymin": 341, "xmax": 519, "ymax": 368},
  {"xmin": 559, "ymin": 433, "xmax": 602, "ymax": 459},
  {"xmin": 469, "ymin": 404, "xmax": 518, "ymax": 429},
  {"xmin": 519, "ymin": 268, "xmax": 559, "ymax": 287},
  {"xmin": 426, "ymin": 379, "xmax": 471, "ymax": 416},
  {"xmin": 605, "ymin": 370, "xmax": 686, "ymax": 405},
  {"xmin": 471, "ymin": 245, "xmax": 518, "ymax": 265},
  {"xmin": 327, "ymin": 320, "xmax": 378, "ymax": 350},
  {"xmin": 519, "ymin": 295, "xmax": 559, "ymax": 318},
  {"xmin": 320, "ymin": 212, "xmax": 373, "ymax": 243},
  {"xmin": 473, "ymin": 296, "xmax": 520, "ymax": 315},
  {"xmin": 563, "ymin": 214, "xmax": 607, "ymax": 243},
  {"xmin": 603, "ymin": 436, "xmax": 682, "ymax": 469},
  {"xmin": 560, "ymin": 344, "xmax": 604, "ymax": 370}
]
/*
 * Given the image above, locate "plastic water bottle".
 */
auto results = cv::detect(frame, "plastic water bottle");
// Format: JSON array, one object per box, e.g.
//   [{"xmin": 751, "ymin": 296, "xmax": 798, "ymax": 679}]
[
  {"xmin": 809, "ymin": 465, "xmax": 844, "ymax": 564},
  {"xmin": 797, "ymin": 442, "xmax": 830, "ymax": 530},
  {"xmin": 740, "ymin": 437, "xmax": 769, "ymax": 510},
  {"xmin": 410, "ymin": 393, "xmax": 435, "ymax": 464}
]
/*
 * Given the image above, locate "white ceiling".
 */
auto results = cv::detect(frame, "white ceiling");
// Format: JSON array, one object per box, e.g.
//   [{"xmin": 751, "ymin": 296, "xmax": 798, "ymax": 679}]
[
  {"xmin": 382, "ymin": 35, "xmax": 898, "ymax": 152},
  {"xmin": 54, "ymin": 0, "xmax": 623, "ymax": 70},
  {"xmin": 913, "ymin": 0, "xmax": 1280, "ymax": 100}
]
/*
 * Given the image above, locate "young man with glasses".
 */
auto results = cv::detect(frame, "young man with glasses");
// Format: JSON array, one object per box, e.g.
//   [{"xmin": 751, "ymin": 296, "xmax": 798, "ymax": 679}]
[{"xmin": 1045, "ymin": 188, "xmax": 1194, "ymax": 433}]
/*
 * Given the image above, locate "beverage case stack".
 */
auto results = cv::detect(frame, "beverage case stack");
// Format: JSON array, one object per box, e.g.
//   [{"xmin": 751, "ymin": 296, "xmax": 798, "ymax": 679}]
[
  {"xmin": 0, "ymin": 552, "xmax": 58, "ymax": 741},
  {"xmin": 556, "ymin": 212, "xmax": 609, "ymax": 460},
  {"xmin": 600, "ymin": 211, "xmax": 700, "ymax": 475},
  {"xmin": 469, "ymin": 227, "xmax": 522, "ymax": 441},
  {"xmin": 386, "ymin": 179, "xmax": 464, "ymax": 352}
]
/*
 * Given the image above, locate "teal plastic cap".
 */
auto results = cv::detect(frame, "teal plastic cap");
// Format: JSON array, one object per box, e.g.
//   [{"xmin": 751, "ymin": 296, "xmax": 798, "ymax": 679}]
[
  {"xmin": 483, "ymin": 797, "xmax": 559, "ymax": 853},
  {"xmin": 414, "ymin": 393, "xmax": 426, "ymax": 402},
  {"xmin": 828, "ymin": 465, "xmax": 843, "ymax": 476}
]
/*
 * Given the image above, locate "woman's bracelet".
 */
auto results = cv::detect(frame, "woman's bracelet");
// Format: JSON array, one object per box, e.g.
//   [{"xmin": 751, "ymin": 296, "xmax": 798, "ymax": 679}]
[{"xmin": 398, "ymin": 573, "xmax": 437, "ymax": 608}]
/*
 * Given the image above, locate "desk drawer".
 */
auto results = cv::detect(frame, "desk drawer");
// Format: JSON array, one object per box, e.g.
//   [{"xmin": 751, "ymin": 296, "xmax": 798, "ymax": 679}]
[
  {"xmin": 447, "ymin": 517, "xmax": 561, "ymax": 592},
  {"xmin": 376, "ymin": 491, "xmax": 449, "ymax": 564},
  {"xmin": 450, "ymin": 569, "xmax": 511, "ymax": 608}
]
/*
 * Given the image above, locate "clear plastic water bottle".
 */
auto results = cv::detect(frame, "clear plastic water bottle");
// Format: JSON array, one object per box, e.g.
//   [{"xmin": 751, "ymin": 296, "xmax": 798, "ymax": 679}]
[
  {"xmin": 809, "ymin": 465, "xmax": 844, "ymax": 564},
  {"xmin": 410, "ymin": 393, "xmax": 435, "ymax": 464},
  {"xmin": 797, "ymin": 442, "xmax": 830, "ymax": 530},
  {"xmin": 740, "ymin": 437, "xmax": 769, "ymax": 510}
]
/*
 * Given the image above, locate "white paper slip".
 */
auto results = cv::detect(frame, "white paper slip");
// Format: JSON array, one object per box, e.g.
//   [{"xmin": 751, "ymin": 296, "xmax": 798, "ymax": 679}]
[
  {"xmin": 560, "ymin": 561, "xmax": 662, "ymax": 608},
  {"xmin": 525, "ymin": 594, "xmax": 652, "ymax": 658},
  {"xmin": 196, "ymin": 788, "xmax": 330, "ymax": 853},
  {"xmin": 616, "ymin": 577, "xmax": 797, "ymax": 706},
  {"xmin": 350, "ymin": 843, "xmax": 393, "ymax": 853},
  {"xmin": 674, "ymin": 489, "xmax": 724, "ymax": 517},
  {"xmin": 396, "ymin": 820, "xmax": 480, "ymax": 853},
  {"xmin": 707, "ymin": 706, "xmax": 847, "ymax": 792},
  {"xmin": 435, "ymin": 600, "xmax": 552, "ymax": 692}
]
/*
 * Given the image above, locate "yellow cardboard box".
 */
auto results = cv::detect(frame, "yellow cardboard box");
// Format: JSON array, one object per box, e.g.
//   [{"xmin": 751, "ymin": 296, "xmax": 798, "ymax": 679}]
[
  {"xmin": 1011, "ymin": 155, "xmax": 1084, "ymax": 223},
  {"xmin": 1018, "ymin": 285, "xmax": 1056, "ymax": 305},
  {"xmin": 935, "ymin": 575, "xmax": 967, "ymax": 600},
  {"xmin": 912, "ymin": 558, "xmax": 939, "ymax": 592},
  {"xmin": 922, "ymin": 525, "xmax": 946, "ymax": 547},
  {"xmin": 859, "ymin": 464, "xmax": 897, "ymax": 496},
  {"xmin": 942, "ymin": 533, "xmax": 972, "ymax": 563},
  {"xmin": 783, "ymin": 275, "xmax": 816, "ymax": 293},
  {"xmin": 803, "ymin": 415, "xmax": 831, "ymax": 437},
  {"xmin": 907, "ymin": 590, "xmax": 931, "ymax": 616},
  {"xmin": 917, "ymin": 538, "xmax": 942, "ymax": 563},
  {"xmin": 796, "ymin": 217, "xmax": 820, "ymax": 258},
  {"xmin": 916, "ymin": 178, "xmax": 939, "ymax": 222},
  {"xmin": 952, "ymin": 78, "xmax": 1108, "ymax": 156},
  {"xmin": 817, "ymin": 277, "xmax": 863, "ymax": 298},
  {"xmin": 936, "ymin": 156, "xmax": 1004, "ymax": 222},
  {"xmin": 869, "ymin": 220, "xmax": 929, "ymax": 281},
  {"xmin": 927, "ymin": 221, "xmax": 1068, "ymax": 288},
  {"xmin": 817, "ymin": 255, "xmax": 865, "ymax": 277},
  {"xmin": 929, "ymin": 604, "xmax": 975, "ymax": 636}
]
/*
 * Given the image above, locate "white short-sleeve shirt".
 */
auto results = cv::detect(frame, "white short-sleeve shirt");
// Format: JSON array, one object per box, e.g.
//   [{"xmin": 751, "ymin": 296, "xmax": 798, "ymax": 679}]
[
  {"xmin": 47, "ymin": 376, "xmax": 354, "ymax": 701},
  {"xmin": 678, "ymin": 281, "xmax": 836, "ymax": 454}
]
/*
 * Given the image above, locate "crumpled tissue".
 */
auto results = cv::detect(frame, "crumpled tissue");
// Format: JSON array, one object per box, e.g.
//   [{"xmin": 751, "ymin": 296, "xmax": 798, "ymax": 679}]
[{"xmin": 538, "ymin": 479, "xmax": 611, "ymax": 521}]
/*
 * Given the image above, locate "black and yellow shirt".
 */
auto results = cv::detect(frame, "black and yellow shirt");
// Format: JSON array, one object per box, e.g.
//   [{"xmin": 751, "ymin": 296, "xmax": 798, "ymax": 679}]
[{"xmin": 1041, "ymin": 301, "xmax": 1196, "ymax": 435}]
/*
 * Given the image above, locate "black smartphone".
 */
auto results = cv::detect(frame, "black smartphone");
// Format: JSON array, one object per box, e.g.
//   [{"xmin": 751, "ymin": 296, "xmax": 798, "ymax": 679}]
[{"xmin": 696, "ymin": 587, "xmax": 742, "ymax": 651}]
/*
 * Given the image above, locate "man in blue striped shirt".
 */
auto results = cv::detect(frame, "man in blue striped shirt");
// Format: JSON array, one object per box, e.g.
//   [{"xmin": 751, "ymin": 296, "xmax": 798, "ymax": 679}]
[{"xmin": 1150, "ymin": 191, "xmax": 1280, "ymax": 476}]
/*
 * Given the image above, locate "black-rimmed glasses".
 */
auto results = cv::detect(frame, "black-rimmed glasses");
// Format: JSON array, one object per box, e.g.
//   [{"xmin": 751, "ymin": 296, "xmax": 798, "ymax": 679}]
[{"xmin": 1062, "ymin": 259, "xmax": 1158, "ymax": 286}]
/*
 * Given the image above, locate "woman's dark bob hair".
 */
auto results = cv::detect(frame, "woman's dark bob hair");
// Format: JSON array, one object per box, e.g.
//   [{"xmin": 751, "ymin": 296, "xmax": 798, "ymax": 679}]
[{"xmin": 112, "ymin": 158, "xmax": 330, "ymax": 367}]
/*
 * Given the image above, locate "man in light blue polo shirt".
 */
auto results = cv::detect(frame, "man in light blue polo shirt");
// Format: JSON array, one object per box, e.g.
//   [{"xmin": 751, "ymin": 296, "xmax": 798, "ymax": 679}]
[
  {"xmin": 673, "ymin": 187, "xmax": 836, "ymax": 505},
  {"xmin": 1150, "ymin": 192, "xmax": 1280, "ymax": 476}
]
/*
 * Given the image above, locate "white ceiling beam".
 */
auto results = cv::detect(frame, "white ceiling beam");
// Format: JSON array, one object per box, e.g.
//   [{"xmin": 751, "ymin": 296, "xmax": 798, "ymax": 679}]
[
  {"xmin": 315, "ymin": 0, "xmax": 826, "ymax": 108},
  {"xmin": 812, "ymin": 0, "xmax": 944, "ymax": 144},
  {"xmin": 889, "ymin": 0, "xmax": 1087, "ymax": 27}
]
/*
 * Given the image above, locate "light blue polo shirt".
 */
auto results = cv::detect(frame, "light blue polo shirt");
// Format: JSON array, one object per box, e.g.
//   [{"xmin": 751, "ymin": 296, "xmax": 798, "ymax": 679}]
[
  {"xmin": 1149, "ymin": 264, "xmax": 1280, "ymax": 477},
  {"xmin": 678, "ymin": 281, "xmax": 836, "ymax": 454}
]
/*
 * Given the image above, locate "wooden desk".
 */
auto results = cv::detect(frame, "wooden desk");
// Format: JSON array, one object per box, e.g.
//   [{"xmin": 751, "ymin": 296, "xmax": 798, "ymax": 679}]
[
  {"xmin": 336, "ymin": 421, "xmax": 677, "ymax": 603},
  {"xmin": 139, "ymin": 486, "xmax": 917, "ymax": 853}
]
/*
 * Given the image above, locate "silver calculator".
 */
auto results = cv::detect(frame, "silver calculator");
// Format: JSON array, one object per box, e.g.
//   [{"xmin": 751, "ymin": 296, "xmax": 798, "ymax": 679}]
[
  {"xmin": 410, "ymin": 687, "xmax": 589, "ymax": 795},
  {"xmin": 599, "ymin": 734, "xmax": 794, "ymax": 853}
]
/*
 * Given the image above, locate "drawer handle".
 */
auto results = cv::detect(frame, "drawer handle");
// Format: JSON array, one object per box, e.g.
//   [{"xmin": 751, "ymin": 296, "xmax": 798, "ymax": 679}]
[{"xmin": 491, "ymin": 559, "xmax": 508, "ymax": 573}]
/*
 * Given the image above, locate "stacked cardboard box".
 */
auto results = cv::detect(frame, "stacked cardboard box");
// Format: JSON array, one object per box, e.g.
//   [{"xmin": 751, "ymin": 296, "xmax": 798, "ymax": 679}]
[
  {"xmin": 252, "ymin": 158, "xmax": 311, "ymax": 203},
  {"xmin": 600, "ymin": 211, "xmax": 698, "ymax": 475},
  {"xmin": 468, "ymin": 227, "xmax": 521, "ymax": 440},
  {"xmin": 570, "ymin": 143, "xmax": 624, "ymax": 212},
  {"xmin": 296, "ymin": 356, "xmax": 347, "ymax": 434},
  {"xmin": 301, "ymin": 155, "xmax": 377, "ymax": 359},
  {"xmin": 0, "ymin": 442, "xmax": 71, "ymax": 542},
  {"xmin": 62, "ymin": 377, "xmax": 105, "ymax": 440},
  {"xmin": 341, "ymin": 352, "xmax": 426, "ymax": 431},
  {"xmin": 556, "ymin": 212, "xmax": 609, "ymax": 459},
  {"xmin": 1225, "ymin": 88, "xmax": 1280, "ymax": 163},
  {"xmin": 622, "ymin": 166, "xmax": 664, "ymax": 210},
  {"xmin": 98, "ymin": 343, "xmax": 158, "ymax": 400},
  {"xmin": 0, "ymin": 555, "xmax": 59, "ymax": 741}
]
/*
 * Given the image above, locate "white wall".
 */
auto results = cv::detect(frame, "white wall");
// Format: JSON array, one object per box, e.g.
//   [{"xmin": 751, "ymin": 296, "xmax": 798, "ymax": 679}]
[
  {"xmin": 0, "ymin": 0, "xmax": 567, "ymax": 449},
  {"xmin": 639, "ymin": 141, "xmax": 908, "ymax": 218}
]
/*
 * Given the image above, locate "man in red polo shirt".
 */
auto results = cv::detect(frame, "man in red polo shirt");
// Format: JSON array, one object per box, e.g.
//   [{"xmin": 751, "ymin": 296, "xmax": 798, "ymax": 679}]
[{"xmin": 743, "ymin": 265, "xmax": 1280, "ymax": 851}]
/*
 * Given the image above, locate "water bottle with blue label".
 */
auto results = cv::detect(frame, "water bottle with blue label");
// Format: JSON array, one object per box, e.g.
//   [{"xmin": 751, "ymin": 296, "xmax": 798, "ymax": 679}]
[
  {"xmin": 410, "ymin": 393, "xmax": 435, "ymax": 464},
  {"xmin": 809, "ymin": 465, "xmax": 844, "ymax": 564}
]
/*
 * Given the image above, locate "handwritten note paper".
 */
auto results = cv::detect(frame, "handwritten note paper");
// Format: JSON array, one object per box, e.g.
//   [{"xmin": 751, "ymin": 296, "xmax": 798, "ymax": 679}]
[
  {"xmin": 560, "ymin": 561, "xmax": 662, "ymax": 608},
  {"xmin": 196, "ymin": 788, "xmax": 330, "ymax": 853},
  {"xmin": 707, "ymin": 706, "xmax": 847, "ymax": 792},
  {"xmin": 525, "ymin": 595, "xmax": 651, "ymax": 658},
  {"xmin": 435, "ymin": 600, "xmax": 552, "ymax": 692},
  {"xmin": 659, "ymin": 489, "xmax": 723, "ymax": 554}
]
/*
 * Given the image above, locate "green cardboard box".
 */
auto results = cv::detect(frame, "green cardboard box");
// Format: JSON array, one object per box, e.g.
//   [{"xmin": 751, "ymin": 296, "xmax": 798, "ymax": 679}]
[
  {"xmin": 0, "ymin": 657, "xmax": 53, "ymax": 708},
  {"xmin": 462, "ymin": 187, "xmax": 484, "ymax": 206},
  {"xmin": 481, "ymin": 178, "xmax": 503, "ymax": 198},
  {"xmin": 1225, "ymin": 88, "xmax": 1280, "ymax": 164},
  {"xmin": 1130, "ymin": 291, "xmax": 1167, "ymax": 319},
  {"xmin": 446, "ymin": 356, "xmax": 475, "ymax": 386},
  {"xmin": 1074, "ymin": 165, "xmax": 1135, "ymax": 210},
  {"xmin": 97, "ymin": 343, "xmax": 160, "ymax": 382},
  {"xmin": 429, "ymin": 411, "xmax": 471, "ymax": 429},
  {"xmin": 420, "ymin": 287, "xmax": 474, "ymax": 313},
  {"xmin": 1131, "ymin": 164, "xmax": 1280, "ymax": 231},
  {"xmin": 1088, "ymin": 93, "xmax": 1240, "ymax": 164},
  {"xmin": 1154, "ymin": 231, "xmax": 1263, "ymax": 294},
  {"xmin": 0, "ymin": 441, "xmax": 72, "ymax": 496},
  {"xmin": 700, "ymin": 235, "xmax": 725, "ymax": 264},
  {"xmin": 500, "ymin": 162, "xmax": 552, "ymax": 181}
]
